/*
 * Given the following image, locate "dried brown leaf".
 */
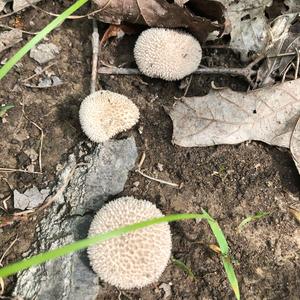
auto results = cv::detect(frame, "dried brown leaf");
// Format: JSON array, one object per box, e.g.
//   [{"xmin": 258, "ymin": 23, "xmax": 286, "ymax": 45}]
[{"xmin": 92, "ymin": 0, "xmax": 225, "ymax": 42}]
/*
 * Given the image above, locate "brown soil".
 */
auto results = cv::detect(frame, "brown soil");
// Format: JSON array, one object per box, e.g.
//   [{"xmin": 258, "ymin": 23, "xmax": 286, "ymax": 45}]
[{"xmin": 0, "ymin": 1, "xmax": 299, "ymax": 299}]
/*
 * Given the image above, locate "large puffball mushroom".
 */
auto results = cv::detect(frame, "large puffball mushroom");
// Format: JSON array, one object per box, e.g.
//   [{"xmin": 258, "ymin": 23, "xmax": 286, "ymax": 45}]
[
  {"xmin": 79, "ymin": 90, "xmax": 139, "ymax": 143},
  {"xmin": 134, "ymin": 28, "xmax": 202, "ymax": 81},
  {"xmin": 87, "ymin": 196, "xmax": 172, "ymax": 289}
]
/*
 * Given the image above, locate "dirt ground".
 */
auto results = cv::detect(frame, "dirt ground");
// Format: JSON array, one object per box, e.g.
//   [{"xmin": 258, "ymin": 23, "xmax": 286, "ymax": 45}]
[{"xmin": 0, "ymin": 1, "xmax": 299, "ymax": 299}]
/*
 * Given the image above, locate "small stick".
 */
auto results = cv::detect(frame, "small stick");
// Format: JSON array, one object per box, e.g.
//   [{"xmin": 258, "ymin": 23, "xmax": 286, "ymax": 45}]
[
  {"xmin": 21, "ymin": 103, "xmax": 44, "ymax": 173},
  {"xmin": 21, "ymin": 62, "xmax": 57, "ymax": 83},
  {"xmin": 0, "ymin": 24, "xmax": 37, "ymax": 35},
  {"xmin": 0, "ymin": 236, "xmax": 19, "ymax": 267},
  {"xmin": 267, "ymin": 51, "xmax": 297, "ymax": 58},
  {"xmin": 294, "ymin": 48, "xmax": 299, "ymax": 80},
  {"xmin": 0, "ymin": 168, "xmax": 42, "ymax": 174},
  {"xmin": 282, "ymin": 63, "xmax": 293, "ymax": 83},
  {"xmin": 136, "ymin": 169, "xmax": 179, "ymax": 187},
  {"xmin": 90, "ymin": 19, "xmax": 99, "ymax": 94},
  {"xmin": 98, "ymin": 66, "xmax": 255, "ymax": 83},
  {"xmin": 136, "ymin": 152, "xmax": 179, "ymax": 188}
]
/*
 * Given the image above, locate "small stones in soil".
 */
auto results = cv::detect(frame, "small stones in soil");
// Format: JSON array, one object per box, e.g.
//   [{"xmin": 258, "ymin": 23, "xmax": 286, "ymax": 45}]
[
  {"xmin": 14, "ymin": 186, "xmax": 50, "ymax": 210},
  {"xmin": 30, "ymin": 43, "xmax": 60, "ymax": 64}
]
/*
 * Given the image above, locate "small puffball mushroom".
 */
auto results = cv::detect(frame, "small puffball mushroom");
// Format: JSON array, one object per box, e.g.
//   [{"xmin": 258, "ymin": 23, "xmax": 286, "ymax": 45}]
[
  {"xmin": 87, "ymin": 196, "xmax": 172, "ymax": 289},
  {"xmin": 134, "ymin": 28, "xmax": 202, "ymax": 81},
  {"xmin": 79, "ymin": 90, "xmax": 139, "ymax": 143}
]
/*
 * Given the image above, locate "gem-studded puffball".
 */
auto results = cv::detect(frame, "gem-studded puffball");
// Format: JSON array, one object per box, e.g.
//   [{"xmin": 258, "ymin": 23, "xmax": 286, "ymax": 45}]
[
  {"xmin": 134, "ymin": 28, "xmax": 202, "ymax": 81},
  {"xmin": 87, "ymin": 197, "xmax": 172, "ymax": 289},
  {"xmin": 79, "ymin": 90, "xmax": 139, "ymax": 143}
]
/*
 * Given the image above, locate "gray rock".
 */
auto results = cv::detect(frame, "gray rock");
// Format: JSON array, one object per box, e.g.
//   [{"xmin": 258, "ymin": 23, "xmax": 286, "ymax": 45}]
[
  {"xmin": 13, "ymin": 0, "xmax": 41, "ymax": 12},
  {"xmin": 13, "ymin": 137, "xmax": 138, "ymax": 300},
  {"xmin": 30, "ymin": 43, "xmax": 60, "ymax": 64},
  {"xmin": 14, "ymin": 186, "xmax": 50, "ymax": 210}
]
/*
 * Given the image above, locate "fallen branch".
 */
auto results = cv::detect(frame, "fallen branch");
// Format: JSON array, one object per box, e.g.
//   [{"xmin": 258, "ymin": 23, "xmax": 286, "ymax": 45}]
[
  {"xmin": 90, "ymin": 19, "xmax": 99, "ymax": 94},
  {"xmin": 99, "ymin": 55, "xmax": 264, "ymax": 87}
]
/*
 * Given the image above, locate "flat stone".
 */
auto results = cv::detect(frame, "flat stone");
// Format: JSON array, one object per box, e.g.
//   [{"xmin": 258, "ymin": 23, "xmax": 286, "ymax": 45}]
[
  {"xmin": 30, "ymin": 43, "xmax": 60, "ymax": 64},
  {"xmin": 13, "ymin": 0, "xmax": 41, "ymax": 12},
  {"xmin": 14, "ymin": 186, "xmax": 49, "ymax": 210},
  {"xmin": 13, "ymin": 137, "xmax": 138, "ymax": 300}
]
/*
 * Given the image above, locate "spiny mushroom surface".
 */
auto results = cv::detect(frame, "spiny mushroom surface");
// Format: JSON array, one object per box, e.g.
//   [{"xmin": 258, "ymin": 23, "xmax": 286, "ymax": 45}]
[
  {"xmin": 87, "ymin": 196, "xmax": 172, "ymax": 289},
  {"xmin": 134, "ymin": 28, "xmax": 202, "ymax": 81},
  {"xmin": 79, "ymin": 90, "xmax": 139, "ymax": 143}
]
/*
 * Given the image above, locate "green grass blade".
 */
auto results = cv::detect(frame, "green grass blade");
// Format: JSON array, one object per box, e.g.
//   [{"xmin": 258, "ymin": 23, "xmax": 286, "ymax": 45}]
[
  {"xmin": 202, "ymin": 209, "xmax": 229, "ymax": 255},
  {"xmin": 0, "ymin": 0, "xmax": 89, "ymax": 80},
  {"xmin": 0, "ymin": 213, "xmax": 206, "ymax": 278},
  {"xmin": 171, "ymin": 257, "xmax": 196, "ymax": 280},
  {"xmin": 0, "ymin": 104, "xmax": 14, "ymax": 117},
  {"xmin": 238, "ymin": 211, "xmax": 270, "ymax": 232},
  {"xmin": 221, "ymin": 256, "xmax": 240, "ymax": 300}
]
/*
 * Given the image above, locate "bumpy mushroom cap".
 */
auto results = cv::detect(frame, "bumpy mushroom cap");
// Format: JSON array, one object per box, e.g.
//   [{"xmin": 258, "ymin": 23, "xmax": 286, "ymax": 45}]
[
  {"xmin": 134, "ymin": 28, "xmax": 202, "ymax": 81},
  {"xmin": 79, "ymin": 90, "xmax": 139, "ymax": 143},
  {"xmin": 87, "ymin": 196, "xmax": 172, "ymax": 289}
]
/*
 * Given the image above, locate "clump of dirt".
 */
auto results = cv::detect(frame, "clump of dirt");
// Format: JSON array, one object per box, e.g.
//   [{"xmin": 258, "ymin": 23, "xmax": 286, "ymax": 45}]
[{"xmin": 0, "ymin": 1, "xmax": 299, "ymax": 299}]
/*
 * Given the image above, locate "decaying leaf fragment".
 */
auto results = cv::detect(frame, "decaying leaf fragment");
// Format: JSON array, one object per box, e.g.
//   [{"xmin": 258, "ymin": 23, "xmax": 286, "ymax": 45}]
[
  {"xmin": 217, "ymin": 0, "xmax": 273, "ymax": 60},
  {"xmin": 0, "ymin": 29, "xmax": 22, "ymax": 53},
  {"xmin": 256, "ymin": 14, "xmax": 300, "ymax": 87},
  {"xmin": 168, "ymin": 79, "xmax": 300, "ymax": 172},
  {"xmin": 92, "ymin": 0, "xmax": 226, "ymax": 42}
]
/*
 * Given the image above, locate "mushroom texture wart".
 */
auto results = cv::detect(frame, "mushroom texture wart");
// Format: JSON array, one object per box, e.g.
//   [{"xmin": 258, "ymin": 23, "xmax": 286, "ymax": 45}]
[
  {"xmin": 79, "ymin": 90, "xmax": 139, "ymax": 143},
  {"xmin": 134, "ymin": 28, "xmax": 202, "ymax": 81},
  {"xmin": 87, "ymin": 197, "xmax": 172, "ymax": 289}
]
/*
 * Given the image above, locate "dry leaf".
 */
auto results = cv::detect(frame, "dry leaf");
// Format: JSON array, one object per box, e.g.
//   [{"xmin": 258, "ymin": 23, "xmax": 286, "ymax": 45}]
[
  {"xmin": 285, "ymin": 0, "xmax": 300, "ymax": 13},
  {"xmin": 92, "ymin": 0, "xmax": 226, "ymax": 42},
  {"xmin": 100, "ymin": 24, "xmax": 138, "ymax": 47},
  {"xmin": 168, "ymin": 79, "xmax": 300, "ymax": 172},
  {"xmin": 256, "ymin": 15, "xmax": 300, "ymax": 87},
  {"xmin": 217, "ymin": 0, "xmax": 273, "ymax": 61},
  {"xmin": 0, "ymin": 29, "xmax": 22, "ymax": 53}
]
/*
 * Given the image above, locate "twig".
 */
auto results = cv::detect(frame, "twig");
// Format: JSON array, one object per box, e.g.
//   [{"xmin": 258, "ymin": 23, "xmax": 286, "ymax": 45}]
[
  {"xmin": 136, "ymin": 152, "xmax": 179, "ymax": 187},
  {"xmin": 98, "ymin": 61, "xmax": 261, "ymax": 86},
  {"xmin": 0, "ymin": 236, "xmax": 18, "ymax": 267},
  {"xmin": 183, "ymin": 75, "xmax": 193, "ymax": 97},
  {"xmin": 0, "ymin": 24, "xmax": 37, "ymax": 35},
  {"xmin": 136, "ymin": 169, "xmax": 179, "ymax": 187},
  {"xmin": 0, "ymin": 168, "xmax": 42, "ymax": 174},
  {"xmin": 21, "ymin": 62, "xmax": 57, "ymax": 83},
  {"xmin": 25, "ymin": 118, "xmax": 43, "ymax": 172},
  {"xmin": 294, "ymin": 47, "xmax": 299, "ymax": 80},
  {"xmin": 267, "ymin": 51, "xmax": 297, "ymax": 58},
  {"xmin": 21, "ymin": 103, "xmax": 44, "ymax": 173},
  {"xmin": 90, "ymin": 19, "xmax": 99, "ymax": 94},
  {"xmin": 282, "ymin": 62, "xmax": 293, "ymax": 83},
  {"xmin": 0, "ymin": 11, "xmax": 18, "ymax": 20}
]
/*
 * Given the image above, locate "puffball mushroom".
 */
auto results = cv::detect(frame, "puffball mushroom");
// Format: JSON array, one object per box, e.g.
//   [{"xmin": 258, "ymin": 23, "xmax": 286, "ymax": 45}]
[
  {"xmin": 87, "ymin": 196, "xmax": 172, "ymax": 289},
  {"xmin": 79, "ymin": 90, "xmax": 139, "ymax": 143},
  {"xmin": 134, "ymin": 28, "xmax": 202, "ymax": 81}
]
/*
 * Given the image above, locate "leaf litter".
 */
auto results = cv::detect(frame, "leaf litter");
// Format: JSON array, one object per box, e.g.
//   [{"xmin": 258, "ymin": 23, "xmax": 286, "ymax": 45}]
[
  {"xmin": 168, "ymin": 79, "xmax": 300, "ymax": 173},
  {"xmin": 92, "ymin": 0, "xmax": 226, "ymax": 42}
]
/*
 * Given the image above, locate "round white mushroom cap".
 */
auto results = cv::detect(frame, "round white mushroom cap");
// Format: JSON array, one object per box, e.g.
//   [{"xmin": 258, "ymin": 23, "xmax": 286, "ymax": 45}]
[
  {"xmin": 79, "ymin": 90, "xmax": 139, "ymax": 143},
  {"xmin": 134, "ymin": 28, "xmax": 202, "ymax": 81},
  {"xmin": 87, "ymin": 196, "xmax": 172, "ymax": 289}
]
